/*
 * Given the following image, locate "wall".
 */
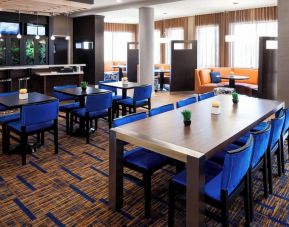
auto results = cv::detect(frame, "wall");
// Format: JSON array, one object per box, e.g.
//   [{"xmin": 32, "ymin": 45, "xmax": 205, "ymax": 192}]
[
  {"xmin": 278, "ymin": 0, "xmax": 289, "ymax": 106},
  {"xmin": 49, "ymin": 15, "xmax": 73, "ymax": 64}
]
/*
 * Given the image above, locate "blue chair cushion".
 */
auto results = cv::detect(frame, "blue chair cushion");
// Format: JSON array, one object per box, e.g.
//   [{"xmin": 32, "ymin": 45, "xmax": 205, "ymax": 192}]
[
  {"xmin": 172, "ymin": 160, "xmax": 223, "ymax": 187},
  {"xmin": 71, "ymin": 108, "xmax": 108, "ymax": 119},
  {"xmin": 59, "ymin": 102, "xmax": 80, "ymax": 112},
  {"xmin": 210, "ymin": 72, "xmax": 221, "ymax": 83},
  {"xmin": 0, "ymin": 113, "xmax": 20, "ymax": 124},
  {"xmin": 124, "ymin": 147, "xmax": 168, "ymax": 170},
  {"xmin": 112, "ymin": 95, "xmax": 123, "ymax": 102},
  {"xmin": 210, "ymin": 144, "xmax": 240, "ymax": 165},
  {"xmin": 118, "ymin": 98, "xmax": 148, "ymax": 107},
  {"xmin": 204, "ymin": 172, "xmax": 223, "ymax": 201},
  {"xmin": 8, "ymin": 120, "xmax": 54, "ymax": 133}
]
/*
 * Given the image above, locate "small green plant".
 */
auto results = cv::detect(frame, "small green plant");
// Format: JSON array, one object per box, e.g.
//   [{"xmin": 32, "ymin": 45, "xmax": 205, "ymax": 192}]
[
  {"xmin": 232, "ymin": 92, "xmax": 239, "ymax": 100},
  {"xmin": 80, "ymin": 81, "xmax": 88, "ymax": 90},
  {"xmin": 181, "ymin": 110, "xmax": 192, "ymax": 122}
]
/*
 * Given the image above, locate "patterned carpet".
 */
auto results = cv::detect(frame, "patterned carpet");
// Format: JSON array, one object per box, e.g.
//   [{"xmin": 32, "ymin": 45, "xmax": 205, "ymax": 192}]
[{"xmin": 0, "ymin": 94, "xmax": 289, "ymax": 226}]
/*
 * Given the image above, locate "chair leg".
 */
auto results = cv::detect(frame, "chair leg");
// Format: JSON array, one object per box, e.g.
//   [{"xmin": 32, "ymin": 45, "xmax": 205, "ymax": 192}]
[
  {"xmin": 108, "ymin": 108, "xmax": 112, "ymax": 129},
  {"xmin": 221, "ymin": 197, "xmax": 229, "ymax": 227},
  {"xmin": 248, "ymin": 169, "xmax": 254, "ymax": 222},
  {"xmin": 65, "ymin": 112, "xmax": 70, "ymax": 135},
  {"xmin": 244, "ymin": 172, "xmax": 251, "ymax": 226},
  {"xmin": 37, "ymin": 132, "xmax": 41, "ymax": 144},
  {"xmin": 86, "ymin": 118, "xmax": 90, "ymax": 144},
  {"xmin": 168, "ymin": 182, "xmax": 176, "ymax": 227},
  {"xmin": 95, "ymin": 119, "xmax": 98, "ymax": 130},
  {"xmin": 276, "ymin": 145, "xmax": 282, "ymax": 177},
  {"xmin": 143, "ymin": 173, "xmax": 152, "ymax": 219},
  {"xmin": 133, "ymin": 106, "xmax": 136, "ymax": 113},
  {"xmin": 41, "ymin": 131, "xmax": 45, "ymax": 145},
  {"xmin": 2, "ymin": 124, "xmax": 7, "ymax": 154},
  {"xmin": 70, "ymin": 114, "xmax": 74, "ymax": 136},
  {"xmin": 279, "ymin": 139, "xmax": 285, "ymax": 174},
  {"xmin": 267, "ymin": 149, "xmax": 273, "ymax": 194},
  {"xmin": 263, "ymin": 155, "xmax": 269, "ymax": 199},
  {"xmin": 21, "ymin": 134, "xmax": 27, "ymax": 165}
]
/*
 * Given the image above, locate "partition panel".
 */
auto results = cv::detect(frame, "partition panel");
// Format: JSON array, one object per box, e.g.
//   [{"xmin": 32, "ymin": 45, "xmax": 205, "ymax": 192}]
[{"xmin": 127, "ymin": 42, "xmax": 139, "ymax": 82}]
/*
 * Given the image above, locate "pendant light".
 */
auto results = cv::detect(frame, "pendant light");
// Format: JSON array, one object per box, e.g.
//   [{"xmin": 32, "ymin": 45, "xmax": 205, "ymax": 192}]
[
  {"xmin": 65, "ymin": 13, "xmax": 70, "ymax": 40},
  {"xmin": 17, "ymin": 10, "xmax": 22, "ymax": 39},
  {"xmin": 35, "ymin": 12, "xmax": 40, "ymax": 40}
]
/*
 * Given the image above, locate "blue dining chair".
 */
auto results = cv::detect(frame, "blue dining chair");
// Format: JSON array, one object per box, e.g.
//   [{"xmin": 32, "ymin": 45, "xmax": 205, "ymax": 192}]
[
  {"xmin": 0, "ymin": 91, "xmax": 21, "ymax": 154},
  {"xmin": 70, "ymin": 92, "xmax": 112, "ymax": 144},
  {"xmin": 198, "ymin": 91, "xmax": 215, "ymax": 101},
  {"xmin": 113, "ymin": 112, "xmax": 169, "ymax": 218},
  {"xmin": 99, "ymin": 80, "xmax": 124, "ymax": 118},
  {"xmin": 117, "ymin": 84, "xmax": 152, "ymax": 115},
  {"xmin": 149, "ymin": 103, "xmax": 174, "ymax": 117},
  {"xmin": 53, "ymin": 85, "xmax": 80, "ymax": 134},
  {"xmin": 280, "ymin": 109, "xmax": 289, "ymax": 170},
  {"xmin": 7, "ymin": 100, "xmax": 59, "ymax": 165},
  {"xmin": 176, "ymin": 96, "xmax": 197, "ymax": 108},
  {"xmin": 168, "ymin": 135, "xmax": 254, "ymax": 227}
]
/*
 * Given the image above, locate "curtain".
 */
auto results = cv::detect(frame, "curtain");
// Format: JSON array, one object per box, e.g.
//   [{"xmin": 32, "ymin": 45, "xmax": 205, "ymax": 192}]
[
  {"xmin": 196, "ymin": 25, "xmax": 219, "ymax": 68},
  {"xmin": 104, "ymin": 23, "xmax": 137, "ymax": 62}
]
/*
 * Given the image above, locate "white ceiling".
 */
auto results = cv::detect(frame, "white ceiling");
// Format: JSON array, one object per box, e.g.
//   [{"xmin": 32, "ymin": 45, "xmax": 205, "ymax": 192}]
[{"xmin": 75, "ymin": 0, "xmax": 277, "ymax": 23}]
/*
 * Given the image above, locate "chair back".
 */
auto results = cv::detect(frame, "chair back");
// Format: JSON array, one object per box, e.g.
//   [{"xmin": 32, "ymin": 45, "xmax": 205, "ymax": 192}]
[
  {"xmin": 133, "ymin": 85, "xmax": 152, "ymax": 101},
  {"xmin": 176, "ymin": 96, "xmax": 197, "ymax": 108},
  {"xmin": 198, "ymin": 91, "xmax": 215, "ymax": 101},
  {"xmin": 99, "ymin": 81, "xmax": 117, "ymax": 95},
  {"xmin": 21, "ymin": 100, "xmax": 59, "ymax": 126},
  {"xmin": 251, "ymin": 122, "xmax": 271, "ymax": 168},
  {"xmin": 149, "ymin": 104, "xmax": 174, "ymax": 117},
  {"xmin": 269, "ymin": 110, "xmax": 285, "ymax": 150},
  {"xmin": 281, "ymin": 109, "xmax": 289, "ymax": 135},
  {"xmin": 53, "ymin": 85, "xmax": 77, "ymax": 101},
  {"xmin": 221, "ymin": 135, "xmax": 254, "ymax": 195},
  {"xmin": 113, "ymin": 112, "xmax": 147, "ymax": 128},
  {"xmin": 86, "ymin": 92, "xmax": 112, "ymax": 112}
]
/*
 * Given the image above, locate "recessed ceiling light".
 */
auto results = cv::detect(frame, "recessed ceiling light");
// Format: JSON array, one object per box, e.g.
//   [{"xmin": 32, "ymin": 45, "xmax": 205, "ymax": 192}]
[
  {"xmin": 233, "ymin": 1, "xmax": 239, "ymax": 5},
  {"xmin": 116, "ymin": 0, "xmax": 123, "ymax": 3},
  {"xmin": 163, "ymin": 12, "xmax": 167, "ymax": 15}
]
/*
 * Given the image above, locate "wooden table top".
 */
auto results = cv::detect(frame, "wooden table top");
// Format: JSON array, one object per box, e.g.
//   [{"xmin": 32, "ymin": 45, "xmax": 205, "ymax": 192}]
[
  {"xmin": 112, "ymin": 95, "xmax": 284, "ymax": 162},
  {"xmin": 217, "ymin": 75, "xmax": 249, "ymax": 80},
  {"xmin": 55, "ymin": 86, "xmax": 109, "ymax": 97},
  {"xmin": 103, "ymin": 81, "xmax": 140, "ymax": 89},
  {"xmin": 0, "ymin": 92, "xmax": 56, "ymax": 109}
]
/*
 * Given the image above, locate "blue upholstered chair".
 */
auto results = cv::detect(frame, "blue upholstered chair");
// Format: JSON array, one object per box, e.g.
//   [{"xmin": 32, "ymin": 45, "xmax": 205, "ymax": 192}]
[
  {"xmin": 149, "ymin": 103, "xmax": 174, "ymax": 117},
  {"xmin": 280, "ymin": 109, "xmax": 289, "ymax": 170},
  {"xmin": 53, "ymin": 85, "xmax": 80, "ymax": 134},
  {"xmin": 0, "ymin": 91, "xmax": 21, "ymax": 154},
  {"xmin": 113, "ymin": 112, "xmax": 169, "ymax": 218},
  {"xmin": 70, "ymin": 92, "xmax": 112, "ymax": 144},
  {"xmin": 117, "ymin": 84, "xmax": 152, "ymax": 115},
  {"xmin": 99, "ymin": 81, "xmax": 123, "ymax": 118},
  {"xmin": 7, "ymin": 100, "xmax": 59, "ymax": 165},
  {"xmin": 198, "ymin": 91, "xmax": 215, "ymax": 101},
  {"xmin": 176, "ymin": 96, "xmax": 197, "ymax": 108},
  {"xmin": 168, "ymin": 136, "xmax": 254, "ymax": 227}
]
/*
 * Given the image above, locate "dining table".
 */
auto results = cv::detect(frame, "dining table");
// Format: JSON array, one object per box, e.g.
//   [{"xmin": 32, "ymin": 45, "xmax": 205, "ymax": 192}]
[
  {"xmin": 108, "ymin": 94, "xmax": 284, "ymax": 226},
  {"xmin": 217, "ymin": 75, "xmax": 249, "ymax": 88},
  {"xmin": 54, "ymin": 86, "xmax": 110, "ymax": 136},
  {"xmin": 154, "ymin": 69, "xmax": 170, "ymax": 91},
  {"xmin": 111, "ymin": 65, "xmax": 127, "ymax": 81}
]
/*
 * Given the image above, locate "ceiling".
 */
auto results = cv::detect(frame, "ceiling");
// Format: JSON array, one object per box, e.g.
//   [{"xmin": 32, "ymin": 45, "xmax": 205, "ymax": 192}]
[{"xmin": 79, "ymin": 0, "xmax": 277, "ymax": 23}]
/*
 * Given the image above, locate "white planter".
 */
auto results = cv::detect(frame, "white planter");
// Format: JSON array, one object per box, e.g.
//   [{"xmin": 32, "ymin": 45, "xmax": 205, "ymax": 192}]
[
  {"xmin": 19, "ymin": 93, "xmax": 28, "ymax": 100},
  {"xmin": 211, "ymin": 107, "xmax": 221, "ymax": 115},
  {"xmin": 122, "ymin": 80, "xmax": 128, "ymax": 85}
]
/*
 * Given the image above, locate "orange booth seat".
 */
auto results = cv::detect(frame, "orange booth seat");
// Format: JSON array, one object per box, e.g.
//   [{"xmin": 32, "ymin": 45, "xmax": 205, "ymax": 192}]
[{"xmin": 195, "ymin": 67, "xmax": 258, "ymax": 95}]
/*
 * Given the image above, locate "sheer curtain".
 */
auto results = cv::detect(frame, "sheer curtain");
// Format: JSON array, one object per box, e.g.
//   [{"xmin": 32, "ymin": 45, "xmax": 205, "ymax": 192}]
[
  {"xmin": 165, "ymin": 27, "xmax": 184, "ymax": 64},
  {"xmin": 196, "ymin": 25, "xmax": 219, "ymax": 68},
  {"xmin": 230, "ymin": 21, "xmax": 278, "ymax": 68},
  {"xmin": 154, "ymin": 29, "xmax": 161, "ymax": 64}
]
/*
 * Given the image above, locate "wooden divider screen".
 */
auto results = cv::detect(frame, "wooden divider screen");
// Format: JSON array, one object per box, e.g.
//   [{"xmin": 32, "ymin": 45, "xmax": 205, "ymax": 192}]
[{"xmin": 127, "ymin": 42, "xmax": 139, "ymax": 82}]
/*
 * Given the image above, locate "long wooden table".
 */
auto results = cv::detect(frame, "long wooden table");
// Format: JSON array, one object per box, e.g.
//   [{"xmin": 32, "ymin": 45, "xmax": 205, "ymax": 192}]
[{"xmin": 109, "ymin": 95, "xmax": 284, "ymax": 226}]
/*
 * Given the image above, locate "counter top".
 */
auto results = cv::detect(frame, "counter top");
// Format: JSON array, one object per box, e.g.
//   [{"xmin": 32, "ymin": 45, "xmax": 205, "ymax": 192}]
[
  {"xmin": 0, "ymin": 64, "xmax": 86, "ymax": 71},
  {"xmin": 34, "ymin": 71, "xmax": 84, "ymax": 76}
]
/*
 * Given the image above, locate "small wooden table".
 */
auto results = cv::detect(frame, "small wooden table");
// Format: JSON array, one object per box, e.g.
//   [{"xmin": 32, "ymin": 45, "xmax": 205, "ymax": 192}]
[
  {"xmin": 154, "ymin": 69, "xmax": 170, "ymax": 91},
  {"xmin": 111, "ymin": 65, "xmax": 127, "ymax": 81},
  {"xmin": 109, "ymin": 95, "xmax": 284, "ymax": 226},
  {"xmin": 217, "ymin": 75, "xmax": 249, "ymax": 88},
  {"xmin": 102, "ymin": 82, "xmax": 140, "ymax": 116}
]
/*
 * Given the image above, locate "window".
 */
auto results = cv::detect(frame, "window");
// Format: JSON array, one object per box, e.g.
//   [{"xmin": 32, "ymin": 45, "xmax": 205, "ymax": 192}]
[
  {"xmin": 154, "ymin": 29, "xmax": 161, "ymax": 64},
  {"xmin": 230, "ymin": 21, "xmax": 278, "ymax": 68},
  {"xmin": 196, "ymin": 25, "xmax": 219, "ymax": 68},
  {"xmin": 104, "ymin": 31, "xmax": 134, "ymax": 62},
  {"xmin": 165, "ymin": 27, "xmax": 184, "ymax": 64}
]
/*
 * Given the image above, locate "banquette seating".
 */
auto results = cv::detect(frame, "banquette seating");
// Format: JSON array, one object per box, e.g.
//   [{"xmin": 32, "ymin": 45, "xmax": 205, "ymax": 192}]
[{"xmin": 195, "ymin": 67, "xmax": 258, "ymax": 95}]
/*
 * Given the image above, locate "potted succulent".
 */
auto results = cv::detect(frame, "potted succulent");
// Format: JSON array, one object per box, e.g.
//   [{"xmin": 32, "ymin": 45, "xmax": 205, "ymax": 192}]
[
  {"xmin": 80, "ymin": 81, "xmax": 88, "ymax": 91},
  {"xmin": 181, "ymin": 109, "xmax": 192, "ymax": 127},
  {"xmin": 232, "ymin": 92, "xmax": 239, "ymax": 104}
]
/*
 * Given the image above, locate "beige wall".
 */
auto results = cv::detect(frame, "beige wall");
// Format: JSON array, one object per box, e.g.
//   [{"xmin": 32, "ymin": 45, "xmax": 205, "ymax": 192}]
[
  {"xmin": 278, "ymin": 0, "xmax": 289, "ymax": 106},
  {"xmin": 50, "ymin": 15, "xmax": 73, "ymax": 63}
]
